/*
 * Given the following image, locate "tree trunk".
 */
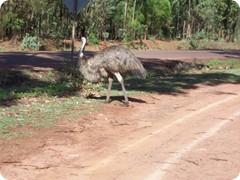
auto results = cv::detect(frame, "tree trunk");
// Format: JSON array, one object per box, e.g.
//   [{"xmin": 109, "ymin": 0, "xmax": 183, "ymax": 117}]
[
  {"xmin": 176, "ymin": 15, "xmax": 179, "ymax": 38},
  {"xmin": 39, "ymin": 12, "xmax": 42, "ymax": 37},
  {"xmin": 144, "ymin": 25, "xmax": 148, "ymax": 40},
  {"xmin": 131, "ymin": 0, "xmax": 137, "ymax": 38},
  {"xmin": 183, "ymin": 20, "xmax": 186, "ymax": 38},
  {"xmin": 187, "ymin": 0, "xmax": 192, "ymax": 38},
  {"xmin": 236, "ymin": 11, "xmax": 240, "ymax": 42},
  {"xmin": 124, "ymin": 0, "xmax": 128, "ymax": 29},
  {"xmin": 187, "ymin": 23, "xmax": 191, "ymax": 38},
  {"xmin": 132, "ymin": 0, "xmax": 136, "ymax": 22}
]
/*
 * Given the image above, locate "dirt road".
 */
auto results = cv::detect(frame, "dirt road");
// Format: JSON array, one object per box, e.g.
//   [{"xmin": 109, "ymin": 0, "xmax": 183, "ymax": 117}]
[
  {"xmin": 1, "ymin": 83, "xmax": 240, "ymax": 180},
  {"xmin": 0, "ymin": 50, "xmax": 239, "ymax": 69}
]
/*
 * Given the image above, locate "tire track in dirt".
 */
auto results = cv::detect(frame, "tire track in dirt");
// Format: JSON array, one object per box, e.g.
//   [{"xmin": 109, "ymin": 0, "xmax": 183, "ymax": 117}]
[
  {"xmin": 81, "ymin": 95, "xmax": 238, "ymax": 174},
  {"xmin": 80, "ymin": 91, "xmax": 240, "ymax": 180},
  {"xmin": 146, "ymin": 111, "xmax": 240, "ymax": 180}
]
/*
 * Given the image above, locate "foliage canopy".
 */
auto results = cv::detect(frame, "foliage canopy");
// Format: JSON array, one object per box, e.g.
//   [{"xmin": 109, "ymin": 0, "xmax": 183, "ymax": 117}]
[{"xmin": 0, "ymin": 0, "xmax": 239, "ymax": 43}]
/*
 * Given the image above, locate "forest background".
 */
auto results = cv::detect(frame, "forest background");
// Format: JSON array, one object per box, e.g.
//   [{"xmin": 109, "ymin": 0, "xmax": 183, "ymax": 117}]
[{"xmin": 0, "ymin": 0, "xmax": 239, "ymax": 50}]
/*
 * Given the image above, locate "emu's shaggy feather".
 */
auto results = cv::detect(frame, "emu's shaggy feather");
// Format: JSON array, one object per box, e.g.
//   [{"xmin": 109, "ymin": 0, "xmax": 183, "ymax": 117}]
[
  {"xmin": 79, "ymin": 46, "xmax": 146, "ymax": 82},
  {"xmin": 78, "ymin": 44, "xmax": 146, "ymax": 106}
]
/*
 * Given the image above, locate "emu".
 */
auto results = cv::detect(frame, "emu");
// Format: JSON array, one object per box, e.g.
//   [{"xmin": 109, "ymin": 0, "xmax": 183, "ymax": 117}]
[{"xmin": 78, "ymin": 37, "xmax": 146, "ymax": 106}]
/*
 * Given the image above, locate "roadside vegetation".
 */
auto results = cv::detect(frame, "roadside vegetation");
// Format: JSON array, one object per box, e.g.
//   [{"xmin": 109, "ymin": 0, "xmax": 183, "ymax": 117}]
[
  {"xmin": 0, "ymin": 69, "xmax": 99, "ymax": 138},
  {"xmin": 0, "ymin": 59, "xmax": 240, "ymax": 138},
  {"xmin": 0, "ymin": 0, "xmax": 239, "ymax": 51}
]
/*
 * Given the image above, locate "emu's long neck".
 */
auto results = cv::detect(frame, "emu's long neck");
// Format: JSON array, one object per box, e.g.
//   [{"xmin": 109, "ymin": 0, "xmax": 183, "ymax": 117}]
[
  {"xmin": 80, "ymin": 37, "xmax": 87, "ymax": 54},
  {"xmin": 78, "ymin": 37, "xmax": 87, "ymax": 66}
]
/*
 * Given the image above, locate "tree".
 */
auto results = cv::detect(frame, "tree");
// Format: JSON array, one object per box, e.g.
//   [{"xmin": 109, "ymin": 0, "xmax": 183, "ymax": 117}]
[
  {"xmin": 141, "ymin": 0, "xmax": 172, "ymax": 39},
  {"xmin": 0, "ymin": 0, "xmax": 239, "ymax": 43}
]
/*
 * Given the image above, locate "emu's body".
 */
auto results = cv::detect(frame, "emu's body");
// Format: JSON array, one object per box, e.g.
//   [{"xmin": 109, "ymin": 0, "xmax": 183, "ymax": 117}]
[{"xmin": 79, "ymin": 40, "xmax": 146, "ymax": 106}]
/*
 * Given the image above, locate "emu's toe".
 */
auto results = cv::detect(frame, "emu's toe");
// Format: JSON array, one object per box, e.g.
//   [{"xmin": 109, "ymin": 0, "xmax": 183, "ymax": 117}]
[
  {"xmin": 122, "ymin": 101, "xmax": 129, "ymax": 107},
  {"xmin": 104, "ymin": 99, "xmax": 111, "ymax": 104}
]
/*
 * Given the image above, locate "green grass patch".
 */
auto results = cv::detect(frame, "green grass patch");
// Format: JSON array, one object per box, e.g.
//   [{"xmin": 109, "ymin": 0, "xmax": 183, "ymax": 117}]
[
  {"xmin": 0, "ymin": 132, "xmax": 33, "ymax": 138},
  {"xmin": 121, "ymin": 72, "xmax": 239, "ymax": 95},
  {"xmin": 0, "ymin": 69, "xmax": 83, "ymax": 100},
  {"xmin": 109, "ymin": 59, "xmax": 240, "ymax": 95},
  {"xmin": 1, "ymin": 59, "xmax": 240, "ymax": 138},
  {"xmin": 0, "ymin": 69, "xmax": 99, "ymax": 137},
  {"xmin": 0, "ymin": 96, "xmax": 97, "ymax": 136},
  {"xmin": 205, "ymin": 59, "xmax": 240, "ymax": 70}
]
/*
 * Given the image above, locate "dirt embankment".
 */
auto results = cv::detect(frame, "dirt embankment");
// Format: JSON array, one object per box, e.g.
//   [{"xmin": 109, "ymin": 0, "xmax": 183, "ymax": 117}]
[{"xmin": 1, "ymin": 39, "xmax": 240, "ymax": 52}]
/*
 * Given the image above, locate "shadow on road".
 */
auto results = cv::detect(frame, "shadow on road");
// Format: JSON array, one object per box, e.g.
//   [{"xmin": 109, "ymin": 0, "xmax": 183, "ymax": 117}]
[
  {"xmin": 210, "ymin": 50, "xmax": 240, "ymax": 59},
  {"xmin": 87, "ymin": 95, "xmax": 147, "ymax": 104},
  {"xmin": 0, "ymin": 51, "xmax": 95, "ymax": 70},
  {"xmin": 0, "ymin": 52, "xmax": 67, "ymax": 70},
  {"xmin": 119, "ymin": 58, "xmax": 240, "ymax": 95}
]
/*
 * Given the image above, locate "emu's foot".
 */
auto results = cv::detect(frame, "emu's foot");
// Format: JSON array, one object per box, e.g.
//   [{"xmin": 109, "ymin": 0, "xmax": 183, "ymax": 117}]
[
  {"xmin": 104, "ymin": 99, "xmax": 111, "ymax": 104},
  {"xmin": 122, "ymin": 101, "xmax": 129, "ymax": 107}
]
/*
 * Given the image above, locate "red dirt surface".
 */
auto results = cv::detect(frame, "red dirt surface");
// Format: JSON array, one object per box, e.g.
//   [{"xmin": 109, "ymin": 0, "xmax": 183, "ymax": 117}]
[
  {"xmin": 1, "ymin": 83, "xmax": 240, "ymax": 180},
  {"xmin": 0, "ymin": 45, "xmax": 240, "ymax": 179}
]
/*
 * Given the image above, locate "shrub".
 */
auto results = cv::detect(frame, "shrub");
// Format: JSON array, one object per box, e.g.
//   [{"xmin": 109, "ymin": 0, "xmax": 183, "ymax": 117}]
[
  {"xmin": 21, "ymin": 33, "xmax": 41, "ymax": 50},
  {"xmin": 188, "ymin": 31, "xmax": 207, "ymax": 49},
  {"xmin": 89, "ymin": 32, "xmax": 100, "ymax": 44},
  {"xmin": 117, "ymin": 29, "xmax": 127, "ymax": 41},
  {"xmin": 177, "ymin": 39, "xmax": 191, "ymax": 49},
  {"xmin": 103, "ymin": 32, "xmax": 109, "ymax": 41}
]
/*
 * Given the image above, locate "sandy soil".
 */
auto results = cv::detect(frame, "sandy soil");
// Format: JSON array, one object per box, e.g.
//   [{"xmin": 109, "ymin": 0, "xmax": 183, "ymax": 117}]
[{"xmin": 1, "ymin": 82, "xmax": 240, "ymax": 180}]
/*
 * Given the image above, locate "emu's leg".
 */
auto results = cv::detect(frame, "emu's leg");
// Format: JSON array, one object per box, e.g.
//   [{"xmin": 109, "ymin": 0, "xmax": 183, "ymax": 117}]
[
  {"xmin": 114, "ymin": 72, "xmax": 129, "ymax": 106},
  {"xmin": 105, "ymin": 77, "xmax": 113, "ymax": 103}
]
